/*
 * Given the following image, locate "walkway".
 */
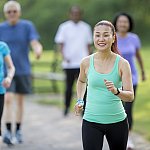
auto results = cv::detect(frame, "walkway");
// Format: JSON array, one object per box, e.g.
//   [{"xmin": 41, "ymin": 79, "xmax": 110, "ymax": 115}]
[{"xmin": 1, "ymin": 94, "xmax": 150, "ymax": 150}]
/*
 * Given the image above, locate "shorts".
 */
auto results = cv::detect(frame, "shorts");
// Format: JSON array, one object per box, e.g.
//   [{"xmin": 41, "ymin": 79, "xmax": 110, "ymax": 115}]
[{"xmin": 7, "ymin": 75, "xmax": 32, "ymax": 94}]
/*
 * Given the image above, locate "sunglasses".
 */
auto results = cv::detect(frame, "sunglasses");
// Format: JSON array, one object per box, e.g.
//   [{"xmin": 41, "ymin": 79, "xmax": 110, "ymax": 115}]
[{"xmin": 6, "ymin": 10, "xmax": 17, "ymax": 14}]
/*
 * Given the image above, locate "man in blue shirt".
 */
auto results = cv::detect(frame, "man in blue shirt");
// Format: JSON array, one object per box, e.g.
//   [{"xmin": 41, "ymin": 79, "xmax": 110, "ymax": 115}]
[{"xmin": 0, "ymin": 1, "xmax": 43, "ymax": 145}]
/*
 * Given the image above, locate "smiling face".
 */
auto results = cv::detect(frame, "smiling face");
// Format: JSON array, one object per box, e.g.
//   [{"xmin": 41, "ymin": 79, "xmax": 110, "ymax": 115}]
[
  {"xmin": 116, "ymin": 15, "xmax": 130, "ymax": 33},
  {"xmin": 94, "ymin": 25, "xmax": 115, "ymax": 52}
]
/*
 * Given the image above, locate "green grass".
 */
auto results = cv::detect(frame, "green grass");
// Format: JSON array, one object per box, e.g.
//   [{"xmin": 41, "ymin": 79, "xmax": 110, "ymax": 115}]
[
  {"xmin": 30, "ymin": 48, "xmax": 150, "ymax": 141},
  {"xmin": 133, "ymin": 49, "xmax": 150, "ymax": 140}
]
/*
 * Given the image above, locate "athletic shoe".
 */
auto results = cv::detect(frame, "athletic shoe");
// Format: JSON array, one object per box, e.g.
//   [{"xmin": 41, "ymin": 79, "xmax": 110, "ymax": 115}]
[
  {"xmin": 15, "ymin": 130, "xmax": 23, "ymax": 143},
  {"xmin": 3, "ymin": 130, "xmax": 13, "ymax": 145},
  {"xmin": 127, "ymin": 136, "xmax": 135, "ymax": 150}
]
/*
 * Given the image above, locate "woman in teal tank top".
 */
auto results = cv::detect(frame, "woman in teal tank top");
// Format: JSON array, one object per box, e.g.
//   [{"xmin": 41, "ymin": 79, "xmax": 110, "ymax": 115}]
[{"xmin": 75, "ymin": 20, "xmax": 134, "ymax": 150}]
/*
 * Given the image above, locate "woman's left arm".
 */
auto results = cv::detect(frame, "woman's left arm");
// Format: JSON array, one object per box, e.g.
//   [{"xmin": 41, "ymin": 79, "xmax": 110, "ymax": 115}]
[
  {"xmin": 136, "ymin": 50, "xmax": 146, "ymax": 81},
  {"xmin": 104, "ymin": 58, "xmax": 134, "ymax": 102},
  {"xmin": 3, "ymin": 55, "xmax": 15, "ymax": 88}
]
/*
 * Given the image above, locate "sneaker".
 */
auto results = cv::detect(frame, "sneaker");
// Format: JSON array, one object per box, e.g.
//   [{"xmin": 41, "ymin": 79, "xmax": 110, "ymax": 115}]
[
  {"xmin": 3, "ymin": 130, "xmax": 13, "ymax": 145},
  {"xmin": 127, "ymin": 136, "xmax": 135, "ymax": 150},
  {"xmin": 15, "ymin": 130, "xmax": 23, "ymax": 143}
]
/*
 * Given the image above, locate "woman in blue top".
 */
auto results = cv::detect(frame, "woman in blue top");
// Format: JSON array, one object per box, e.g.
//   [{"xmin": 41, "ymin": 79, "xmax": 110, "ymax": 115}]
[
  {"xmin": 75, "ymin": 20, "xmax": 134, "ymax": 150},
  {"xmin": 113, "ymin": 12, "xmax": 146, "ymax": 150},
  {"xmin": 0, "ymin": 42, "xmax": 15, "ymax": 145}
]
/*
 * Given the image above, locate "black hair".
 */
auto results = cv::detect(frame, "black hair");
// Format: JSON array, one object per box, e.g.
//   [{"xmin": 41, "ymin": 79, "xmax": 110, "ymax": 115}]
[
  {"xmin": 69, "ymin": 5, "xmax": 82, "ymax": 14},
  {"xmin": 113, "ymin": 12, "xmax": 134, "ymax": 32}
]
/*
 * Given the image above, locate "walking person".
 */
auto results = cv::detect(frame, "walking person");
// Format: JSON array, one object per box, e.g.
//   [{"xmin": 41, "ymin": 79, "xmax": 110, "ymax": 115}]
[
  {"xmin": 0, "ymin": 1, "xmax": 43, "ymax": 145},
  {"xmin": 75, "ymin": 20, "xmax": 134, "ymax": 150},
  {"xmin": 0, "ymin": 42, "xmax": 15, "ymax": 146},
  {"xmin": 113, "ymin": 12, "xmax": 146, "ymax": 150},
  {"xmin": 55, "ymin": 6, "xmax": 92, "ymax": 116}
]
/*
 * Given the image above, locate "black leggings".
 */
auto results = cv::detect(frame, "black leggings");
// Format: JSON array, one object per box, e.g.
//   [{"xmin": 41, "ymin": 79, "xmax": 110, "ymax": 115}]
[
  {"xmin": 124, "ymin": 85, "xmax": 137, "ymax": 130},
  {"xmin": 0, "ymin": 94, "xmax": 4, "ymax": 136},
  {"xmin": 82, "ymin": 119, "xmax": 128, "ymax": 150}
]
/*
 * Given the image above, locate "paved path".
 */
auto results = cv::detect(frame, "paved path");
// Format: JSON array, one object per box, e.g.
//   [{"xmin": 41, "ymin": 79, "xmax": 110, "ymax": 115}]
[{"xmin": 1, "ymin": 94, "xmax": 150, "ymax": 150}]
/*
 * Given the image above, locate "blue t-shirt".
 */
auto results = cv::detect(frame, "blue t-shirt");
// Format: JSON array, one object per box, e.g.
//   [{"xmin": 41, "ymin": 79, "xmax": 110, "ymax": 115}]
[
  {"xmin": 0, "ymin": 19, "xmax": 39, "ymax": 75},
  {"xmin": 0, "ymin": 41, "xmax": 10, "ymax": 94},
  {"xmin": 117, "ymin": 33, "xmax": 141, "ymax": 85}
]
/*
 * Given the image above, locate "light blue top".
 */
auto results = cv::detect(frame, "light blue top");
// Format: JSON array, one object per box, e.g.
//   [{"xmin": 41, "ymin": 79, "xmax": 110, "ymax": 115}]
[
  {"xmin": 117, "ymin": 33, "xmax": 141, "ymax": 85},
  {"xmin": 83, "ymin": 54, "xmax": 126, "ymax": 124},
  {"xmin": 0, "ymin": 19, "xmax": 39, "ymax": 75},
  {"xmin": 0, "ymin": 41, "xmax": 10, "ymax": 94}
]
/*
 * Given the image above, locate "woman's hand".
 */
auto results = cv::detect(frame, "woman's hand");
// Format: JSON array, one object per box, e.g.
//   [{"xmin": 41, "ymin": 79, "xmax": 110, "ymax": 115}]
[
  {"xmin": 2, "ymin": 77, "xmax": 12, "ymax": 88},
  {"xmin": 74, "ymin": 100, "xmax": 84, "ymax": 116},
  {"xmin": 142, "ymin": 71, "xmax": 146, "ymax": 81},
  {"xmin": 104, "ymin": 79, "xmax": 117, "ymax": 94}
]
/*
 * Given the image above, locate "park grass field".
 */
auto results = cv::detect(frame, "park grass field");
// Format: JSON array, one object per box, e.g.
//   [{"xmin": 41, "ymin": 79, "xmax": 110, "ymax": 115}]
[
  {"xmin": 132, "ymin": 48, "xmax": 150, "ymax": 140},
  {"xmin": 30, "ymin": 47, "xmax": 150, "ymax": 140}
]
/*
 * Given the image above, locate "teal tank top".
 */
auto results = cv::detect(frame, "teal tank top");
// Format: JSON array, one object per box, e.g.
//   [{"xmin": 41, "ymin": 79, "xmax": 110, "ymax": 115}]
[{"xmin": 83, "ymin": 54, "xmax": 127, "ymax": 124}]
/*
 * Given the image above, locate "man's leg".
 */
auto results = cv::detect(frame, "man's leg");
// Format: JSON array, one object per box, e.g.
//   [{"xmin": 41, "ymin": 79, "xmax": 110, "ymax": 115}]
[
  {"xmin": 16, "ymin": 94, "xmax": 24, "ymax": 129},
  {"xmin": 15, "ymin": 94, "xmax": 24, "ymax": 143},
  {"xmin": 64, "ymin": 69, "xmax": 75, "ymax": 116},
  {"xmin": 14, "ymin": 75, "xmax": 31, "ymax": 143}
]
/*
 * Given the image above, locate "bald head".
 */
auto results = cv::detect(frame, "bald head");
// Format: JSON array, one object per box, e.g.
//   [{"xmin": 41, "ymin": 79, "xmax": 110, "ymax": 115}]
[{"xmin": 69, "ymin": 6, "xmax": 82, "ymax": 23}]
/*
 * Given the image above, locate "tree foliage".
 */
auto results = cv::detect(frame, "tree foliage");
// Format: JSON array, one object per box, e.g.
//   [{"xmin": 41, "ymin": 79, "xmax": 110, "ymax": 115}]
[{"xmin": 0, "ymin": 0, "xmax": 149, "ymax": 49}]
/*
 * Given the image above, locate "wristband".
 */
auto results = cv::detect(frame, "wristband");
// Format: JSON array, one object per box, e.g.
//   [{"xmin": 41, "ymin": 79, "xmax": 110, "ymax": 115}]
[
  {"xmin": 77, "ymin": 99, "xmax": 84, "ymax": 106},
  {"xmin": 114, "ymin": 88, "xmax": 120, "ymax": 95},
  {"xmin": 7, "ymin": 76, "xmax": 12, "ymax": 80},
  {"xmin": 7, "ymin": 75, "xmax": 12, "ymax": 80}
]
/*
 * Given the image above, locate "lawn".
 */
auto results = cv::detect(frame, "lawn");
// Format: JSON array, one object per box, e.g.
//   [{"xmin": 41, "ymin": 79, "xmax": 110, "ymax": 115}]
[
  {"xmin": 30, "ymin": 47, "xmax": 150, "ymax": 140},
  {"xmin": 132, "ymin": 48, "xmax": 150, "ymax": 140}
]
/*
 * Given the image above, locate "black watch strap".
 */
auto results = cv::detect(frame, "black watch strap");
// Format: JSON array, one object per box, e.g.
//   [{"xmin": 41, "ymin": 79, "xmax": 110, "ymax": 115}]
[{"xmin": 114, "ymin": 88, "xmax": 120, "ymax": 95}]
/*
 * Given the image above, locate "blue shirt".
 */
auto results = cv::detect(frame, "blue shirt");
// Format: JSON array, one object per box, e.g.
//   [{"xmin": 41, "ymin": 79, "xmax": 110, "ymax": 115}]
[
  {"xmin": 0, "ymin": 41, "xmax": 10, "ymax": 94},
  {"xmin": 117, "ymin": 33, "xmax": 141, "ymax": 85},
  {"xmin": 0, "ymin": 19, "xmax": 39, "ymax": 75}
]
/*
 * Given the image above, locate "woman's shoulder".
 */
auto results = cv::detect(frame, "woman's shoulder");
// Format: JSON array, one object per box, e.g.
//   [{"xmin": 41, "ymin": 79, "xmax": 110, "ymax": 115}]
[
  {"xmin": 128, "ymin": 32, "xmax": 140, "ymax": 40},
  {"xmin": 0, "ymin": 41, "xmax": 8, "ymax": 49},
  {"xmin": 81, "ymin": 55, "xmax": 91, "ymax": 65},
  {"xmin": 81, "ymin": 54, "xmax": 94, "ymax": 68},
  {"xmin": 118, "ymin": 55, "xmax": 130, "ymax": 67}
]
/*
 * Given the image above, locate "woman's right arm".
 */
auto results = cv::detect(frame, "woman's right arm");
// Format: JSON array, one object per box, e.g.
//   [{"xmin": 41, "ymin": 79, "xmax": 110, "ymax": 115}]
[
  {"xmin": 3, "ymin": 55, "xmax": 15, "ymax": 88},
  {"xmin": 77, "ymin": 58, "xmax": 89, "ymax": 100},
  {"xmin": 75, "ymin": 57, "xmax": 89, "ymax": 115}
]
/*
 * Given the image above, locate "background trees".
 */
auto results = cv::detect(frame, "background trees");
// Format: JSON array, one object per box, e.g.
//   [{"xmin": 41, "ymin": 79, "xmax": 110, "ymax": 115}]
[{"xmin": 0, "ymin": 0, "xmax": 149, "ymax": 49}]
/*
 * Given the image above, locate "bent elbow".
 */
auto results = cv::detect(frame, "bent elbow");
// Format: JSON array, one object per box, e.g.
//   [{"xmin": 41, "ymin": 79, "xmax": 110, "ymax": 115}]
[{"xmin": 129, "ymin": 93, "xmax": 134, "ymax": 102}]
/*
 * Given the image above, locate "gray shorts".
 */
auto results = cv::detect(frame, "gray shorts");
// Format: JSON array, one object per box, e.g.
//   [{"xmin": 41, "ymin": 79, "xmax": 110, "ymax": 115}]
[{"xmin": 7, "ymin": 75, "xmax": 32, "ymax": 94}]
